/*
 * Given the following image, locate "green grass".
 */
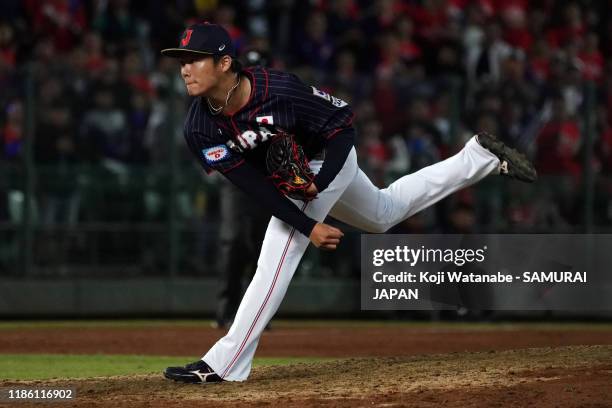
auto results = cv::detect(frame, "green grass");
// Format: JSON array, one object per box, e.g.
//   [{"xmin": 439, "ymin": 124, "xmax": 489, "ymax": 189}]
[
  {"xmin": 0, "ymin": 319, "xmax": 611, "ymax": 331},
  {"xmin": 0, "ymin": 320, "xmax": 216, "ymax": 330},
  {"xmin": 0, "ymin": 354, "xmax": 333, "ymax": 381}
]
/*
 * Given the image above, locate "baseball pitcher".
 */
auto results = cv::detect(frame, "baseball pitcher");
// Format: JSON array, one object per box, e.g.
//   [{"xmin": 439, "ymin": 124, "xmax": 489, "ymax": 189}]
[{"xmin": 161, "ymin": 23, "xmax": 536, "ymax": 383}]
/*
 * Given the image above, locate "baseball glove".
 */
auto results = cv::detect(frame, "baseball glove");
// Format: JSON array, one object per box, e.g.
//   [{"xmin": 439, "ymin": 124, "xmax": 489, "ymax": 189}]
[{"xmin": 266, "ymin": 132, "xmax": 315, "ymax": 201}]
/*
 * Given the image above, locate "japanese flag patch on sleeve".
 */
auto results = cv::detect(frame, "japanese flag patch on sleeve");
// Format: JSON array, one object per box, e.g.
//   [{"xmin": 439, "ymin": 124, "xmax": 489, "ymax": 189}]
[{"xmin": 202, "ymin": 145, "xmax": 231, "ymax": 164}]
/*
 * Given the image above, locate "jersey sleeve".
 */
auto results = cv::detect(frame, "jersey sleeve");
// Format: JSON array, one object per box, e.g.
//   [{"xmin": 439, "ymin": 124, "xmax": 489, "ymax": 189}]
[
  {"xmin": 224, "ymin": 161, "xmax": 318, "ymax": 237},
  {"xmin": 184, "ymin": 129, "xmax": 245, "ymax": 174},
  {"xmin": 284, "ymin": 73, "xmax": 354, "ymax": 139}
]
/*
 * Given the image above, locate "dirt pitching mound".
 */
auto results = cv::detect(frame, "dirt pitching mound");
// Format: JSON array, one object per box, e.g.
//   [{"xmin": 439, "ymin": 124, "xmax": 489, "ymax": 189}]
[
  {"xmin": 2, "ymin": 323, "xmax": 612, "ymax": 357},
  {"xmin": 3, "ymin": 345, "xmax": 610, "ymax": 407}
]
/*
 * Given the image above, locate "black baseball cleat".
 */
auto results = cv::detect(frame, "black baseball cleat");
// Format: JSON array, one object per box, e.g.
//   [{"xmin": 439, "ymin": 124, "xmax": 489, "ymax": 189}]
[
  {"xmin": 164, "ymin": 360, "xmax": 223, "ymax": 384},
  {"xmin": 476, "ymin": 132, "xmax": 537, "ymax": 183}
]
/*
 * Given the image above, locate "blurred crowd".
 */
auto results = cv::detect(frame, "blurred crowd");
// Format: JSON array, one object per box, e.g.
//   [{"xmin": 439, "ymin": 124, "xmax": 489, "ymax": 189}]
[{"xmin": 1, "ymin": 0, "xmax": 612, "ymax": 234}]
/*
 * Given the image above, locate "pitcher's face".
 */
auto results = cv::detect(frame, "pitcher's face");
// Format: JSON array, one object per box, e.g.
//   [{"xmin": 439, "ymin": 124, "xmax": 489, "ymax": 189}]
[{"xmin": 179, "ymin": 56, "xmax": 220, "ymax": 97}]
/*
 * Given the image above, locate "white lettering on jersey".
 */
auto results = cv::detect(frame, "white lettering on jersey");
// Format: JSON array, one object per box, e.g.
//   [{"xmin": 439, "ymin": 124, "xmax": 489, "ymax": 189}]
[
  {"xmin": 239, "ymin": 130, "xmax": 259, "ymax": 150},
  {"xmin": 235, "ymin": 126, "xmax": 276, "ymax": 150},
  {"xmin": 311, "ymin": 86, "xmax": 347, "ymax": 107}
]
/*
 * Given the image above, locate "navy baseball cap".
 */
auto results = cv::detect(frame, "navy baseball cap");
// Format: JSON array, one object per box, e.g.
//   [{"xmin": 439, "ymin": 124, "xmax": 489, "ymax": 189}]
[{"xmin": 161, "ymin": 22, "xmax": 236, "ymax": 59}]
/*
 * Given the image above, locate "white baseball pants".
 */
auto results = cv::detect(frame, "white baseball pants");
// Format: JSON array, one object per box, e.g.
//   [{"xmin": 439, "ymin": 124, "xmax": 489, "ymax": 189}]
[{"xmin": 202, "ymin": 136, "xmax": 499, "ymax": 381}]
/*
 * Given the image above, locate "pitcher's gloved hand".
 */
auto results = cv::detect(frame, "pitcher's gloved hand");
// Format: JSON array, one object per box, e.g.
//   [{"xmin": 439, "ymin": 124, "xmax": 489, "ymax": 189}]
[{"xmin": 266, "ymin": 132, "xmax": 316, "ymax": 201}]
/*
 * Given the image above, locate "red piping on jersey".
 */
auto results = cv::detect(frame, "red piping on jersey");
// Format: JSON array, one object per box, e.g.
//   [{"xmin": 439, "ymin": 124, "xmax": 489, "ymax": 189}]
[
  {"xmin": 219, "ymin": 68, "xmax": 256, "ymax": 120},
  {"xmin": 216, "ymin": 120, "xmax": 232, "ymax": 132},
  {"xmin": 220, "ymin": 159, "xmax": 245, "ymax": 174},
  {"xmin": 219, "ymin": 201, "xmax": 309, "ymax": 379},
  {"xmin": 325, "ymin": 113, "xmax": 356, "ymax": 140},
  {"xmin": 325, "ymin": 128, "xmax": 343, "ymax": 140},
  {"xmin": 348, "ymin": 112, "xmax": 355, "ymax": 125},
  {"xmin": 248, "ymin": 68, "xmax": 269, "ymax": 121},
  {"xmin": 244, "ymin": 68, "xmax": 256, "ymax": 107},
  {"xmin": 230, "ymin": 117, "xmax": 241, "ymax": 138},
  {"xmin": 263, "ymin": 69, "xmax": 268, "ymax": 100},
  {"xmin": 228, "ymin": 67, "xmax": 257, "ymax": 118},
  {"xmin": 227, "ymin": 68, "xmax": 259, "ymax": 140},
  {"xmin": 216, "ymin": 69, "xmax": 261, "ymax": 174}
]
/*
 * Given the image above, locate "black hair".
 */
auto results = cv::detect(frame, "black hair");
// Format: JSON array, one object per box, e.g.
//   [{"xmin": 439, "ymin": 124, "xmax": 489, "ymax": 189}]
[{"xmin": 212, "ymin": 54, "xmax": 243, "ymax": 73}]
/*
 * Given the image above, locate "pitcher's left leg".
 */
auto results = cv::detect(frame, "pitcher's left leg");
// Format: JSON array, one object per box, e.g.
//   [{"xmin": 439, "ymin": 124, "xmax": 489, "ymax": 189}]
[
  {"xmin": 200, "ymin": 149, "xmax": 359, "ymax": 381},
  {"xmin": 329, "ymin": 136, "xmax": 500, "ymax": 232}
]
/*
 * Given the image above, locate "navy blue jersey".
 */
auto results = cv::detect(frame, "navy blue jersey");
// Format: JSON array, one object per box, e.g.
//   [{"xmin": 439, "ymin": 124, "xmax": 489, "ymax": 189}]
[{"xmin": 183, "ymin": 67, "xmax": 354, "ymax": 175}]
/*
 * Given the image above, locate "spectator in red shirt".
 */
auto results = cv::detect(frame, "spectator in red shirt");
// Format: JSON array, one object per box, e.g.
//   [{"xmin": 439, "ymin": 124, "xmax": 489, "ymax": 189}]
[
  {"xmin": 406, "ymin": 0, "xmax": 449, "ymax": 43},
  {"xmin": 0, "ymin": 22, "xmax": 16, "ymax": 70},
  {"xmin": 375, "ymin": 31, "xmax": 406, "ymax": 80},
  {"xmin": 122, "ymin": 50, "xmax": 154, "ymax": 97},
  {"xmin": 25, "ymin": 0, "xmax": 86, "ymax": 53},
  {"xmin": 82, "ymin": 32, "xmax": 107, "ymax": 74},
  {"xmin": 536, "ymin": 95, "xmax": 581, "ymax": 177},
  {"xmin": 546, "ymin": 3, "xmax": 585, "ymax": 49},
  {"xmin": 578, "ymin": 32, "xmax": 604, "ymax": 83},
  {"xmin": 502, "ymin": 3, "xmax": 532, "ymax": 51},
  {"xmin": 395, "ymin": 16, "xmax": 422, "ymax": 62}
]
